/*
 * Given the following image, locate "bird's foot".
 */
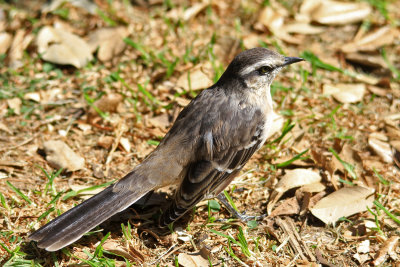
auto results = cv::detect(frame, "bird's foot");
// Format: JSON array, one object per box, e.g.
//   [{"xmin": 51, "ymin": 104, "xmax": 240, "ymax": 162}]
[{"xmin": 216, "ymin": 193, "xmax": 266, "ymax": 223}]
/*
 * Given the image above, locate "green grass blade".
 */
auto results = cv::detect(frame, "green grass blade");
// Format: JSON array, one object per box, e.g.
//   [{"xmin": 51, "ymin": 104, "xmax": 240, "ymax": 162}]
[
  {"xmin": 274, "ymin": 149, "xmax": 309, "ymax": 168},
  {"xmin": 6, "ymin": 181, "xmax": 35, "ymax": 206}
]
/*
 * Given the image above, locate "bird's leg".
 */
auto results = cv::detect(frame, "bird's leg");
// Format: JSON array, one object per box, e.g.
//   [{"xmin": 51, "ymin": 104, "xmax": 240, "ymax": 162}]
[{"xmin": 216, "ymin": 193, "xmax": 266, "ymax": 222}]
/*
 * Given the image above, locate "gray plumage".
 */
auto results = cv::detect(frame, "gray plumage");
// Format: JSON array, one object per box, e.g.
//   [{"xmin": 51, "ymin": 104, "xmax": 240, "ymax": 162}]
[{"xmin": 29, "ymin": 47, "xmax": 303, "ymax": 251}]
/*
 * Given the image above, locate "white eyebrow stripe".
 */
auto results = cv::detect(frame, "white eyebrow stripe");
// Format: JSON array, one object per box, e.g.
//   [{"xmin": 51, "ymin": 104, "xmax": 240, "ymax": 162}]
[{"xmin": 239, "ymin": 60, "xmax": 275, "ymax": 76}]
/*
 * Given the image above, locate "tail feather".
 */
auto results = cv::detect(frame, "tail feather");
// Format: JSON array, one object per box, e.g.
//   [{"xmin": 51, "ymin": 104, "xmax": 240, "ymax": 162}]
[{"xmin": 29, "ymin": 174, "xmax": 152, "ymax": 251}]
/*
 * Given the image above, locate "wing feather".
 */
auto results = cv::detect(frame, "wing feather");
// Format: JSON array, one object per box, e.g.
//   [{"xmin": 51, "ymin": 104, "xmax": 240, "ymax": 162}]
[{"xmin": 159, "ymin": 88, "xmax": 267, "ymax": 225}]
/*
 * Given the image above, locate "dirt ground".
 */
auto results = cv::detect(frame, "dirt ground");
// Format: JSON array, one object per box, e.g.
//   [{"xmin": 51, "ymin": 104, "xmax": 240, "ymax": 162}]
[{"xmin": 0, "ymin": 0, "xmax": 399, "ymax": 266}]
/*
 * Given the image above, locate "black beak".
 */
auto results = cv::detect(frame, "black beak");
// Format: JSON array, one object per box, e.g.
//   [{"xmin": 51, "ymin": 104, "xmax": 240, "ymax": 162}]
[{"xmin": 282, "ymin": 57, "xmax": 304, "ymax": 67}]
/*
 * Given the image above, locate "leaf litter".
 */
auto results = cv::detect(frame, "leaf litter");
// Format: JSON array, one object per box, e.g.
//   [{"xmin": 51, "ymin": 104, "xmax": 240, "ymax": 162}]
[{"xmin": 0, "ymin": 0, "xmax": 399, "ymax": 266}]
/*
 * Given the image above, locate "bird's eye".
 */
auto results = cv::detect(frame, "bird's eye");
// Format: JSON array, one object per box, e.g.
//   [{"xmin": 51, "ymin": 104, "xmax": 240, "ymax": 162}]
[{"xmin": 258, "ymin": 66, "xmax": 273, "ymax": 74}]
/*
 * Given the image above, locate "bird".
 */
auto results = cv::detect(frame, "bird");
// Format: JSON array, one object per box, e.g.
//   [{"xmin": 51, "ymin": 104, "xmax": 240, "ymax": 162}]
[{"xmin": 29, "ymin": 47, "xmax": 304, "ymax": 251}]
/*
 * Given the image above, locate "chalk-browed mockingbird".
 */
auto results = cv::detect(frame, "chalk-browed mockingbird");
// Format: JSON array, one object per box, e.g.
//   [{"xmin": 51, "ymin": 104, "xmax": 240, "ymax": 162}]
[{"xmin": 29, "ymin": 47, "xmax": 304, "ymax": 251}]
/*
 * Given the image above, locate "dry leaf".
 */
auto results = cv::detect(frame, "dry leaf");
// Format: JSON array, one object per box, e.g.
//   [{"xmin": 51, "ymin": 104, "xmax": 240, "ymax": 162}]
[
  {"xmin": 323, "ymin": 83, "xmax": 365, "ymax": 103},
  {"xmin": 6, "ymin": 97, "xmax": 22, "ymax": 115},
  {"xmin": 0, "ymin": 32, "xmax": 12, "ymax": 54},
  {"xmin": 9, "ymin": 29, "xmax": 33, "ymax": 68},
  {"xmin": 0, "ymin": 121, "xmax": 11, "ymax": 134},
  {"xmin": 102, "ymin": 240, "xmax": 138, "ymax": 262},
  {"xmin": 283, "ymin": 22, "xmax": 325, "ymax": 35},
  {"xmin": 258, "ymin": 6, "xmax": 285, "ymax": 32},
  {"xmin": 310, "ymin": 186, "xmax": 374, "ymax": 224},
  {"xmin": 391, "ymin": 140, "xmax": 400, "ymax": 153},
  {"xmin": 42, "ymin": 0, "xmax": 98, "ymax": 14},
  {"xmin": 89, "ymin": 93, "xmax": 123, "ymax": 116},
  {"xmin": 368, "ymin": 137, "xmax": 393, "ymax": 163},
  {"xmin": 178, "ymin": 251, "xmax": 209, "ymax": 267},
  {"xmin": 353, "ymin": 73, "xmax": 379, "ymax": 85},
  {"xmin": 257, "ymin": 6, "xmax": 302, "ymax": 44},
  {"xmin": 98, "ymin": 135, "xmax": 113, "ymax": 150},
  {"xmin": 300, "ymin": 182, "xmax": 325, "ymax": 193},
  {"xmin": 36, "ymin": 26, "xmax": 93, "ymax": 68},
  {"xmin": 24, "ymin": 92, "xmax": 41, "ymax": 102},
  {"xmin": 310, "ymin": 0, "xmax": 371, "ymax": 25},
  {"xmin": 177, "ymin": 67, "xmax": 212, "ymax": 91},
  {"xmin": 87, "ymin": 27, "xmax": 129, "ymax": 62},
  {"xmin": 353, "ymin": 253, "xmax": 370, "ymax": 265},
  {"xmin": 342, "ymin": 27, "xmax": 399, "ymax": 53},
  {"xmin": 183, "ymin": 2, "xmax": 208, "ymax": 21},
  {"xmin": 339, "ymin": 144, "xmax": 363, "ymax": 178},
  {"xmin": 270, "ymin": 196, "xmax": 300, "ymax": 217},
  {"xmin": 176, "ymin": 229, "xmax": 193, "ymax": 242},
  {"xmin": 242, "ymin": 33, "xmax": 262, "ymax": 49},
  {"xmin": 345, "ymin": 52, "xmax": 388, "ymax": 69},
  {"xmin": 367, "ymin": 85, "xmax": 390, "ymax": 97},
  {"xmin": 357, "ymin": 240, "xmax": 370, "ymax": 253},
  {"xmin": 119, "ymin": 137, "xmax": 131, "ymax": 152},
  {"xmin": 148, "ymin": 113, "xmax": 170, "ymax": 129},
  {"xmin": 43, "ymin": 140, "xmax": 85, "ymax": 171},
  {"xmin": 373, "ymin": 236, "xmax": 399, "ymax": 266},
  {"xmin": 268, "ymin": 169, "xmax": 321, "ymax": 214},
  {"xmin": 275, "ymin": 169, "xmax": 322, "ymax": 193}
]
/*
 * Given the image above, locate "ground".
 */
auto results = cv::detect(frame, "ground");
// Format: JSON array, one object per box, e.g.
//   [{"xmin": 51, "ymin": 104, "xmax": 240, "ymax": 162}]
[{"xmin": 0, "ymin": 0, "xmax": 399, "ymax": 266}]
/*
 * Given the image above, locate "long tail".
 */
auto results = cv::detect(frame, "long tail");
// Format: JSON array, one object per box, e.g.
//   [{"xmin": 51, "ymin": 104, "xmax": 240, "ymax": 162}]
[{"xmin": 29, "ymin": 171, "xmax": 153, "ymax": 251}]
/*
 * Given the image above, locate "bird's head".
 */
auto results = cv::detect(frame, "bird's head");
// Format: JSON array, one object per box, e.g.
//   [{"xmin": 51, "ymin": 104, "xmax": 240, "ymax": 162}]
[{"xmin": 217, "ymin": 47, "xmax": 304, "ymax": 92}]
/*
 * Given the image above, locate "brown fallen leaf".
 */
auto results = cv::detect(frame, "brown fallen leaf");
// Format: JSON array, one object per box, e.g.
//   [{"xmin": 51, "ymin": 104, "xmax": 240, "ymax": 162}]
[
  {"xmin": 268, "ymin": 169, "xmax": 321, "ymax": 214},
  {"xmin": 275, "ymin": 169, "xmax": 322, "ymax": 193},
  {"xmin": 178, "ymin": 250, "xmax": 210, "ymax": 267},
  {"xmin": 342, "ymin": 26, "xmax": 399, "ymax": 53},
  {"xmin": 373, "ymin": 236, "xmax": 399, "ymax": 266},
  {"xmin": 147, "ymin": 113, "xmax": 170, "ymax": 130},
  {"xmin": 182, "ymin": 2, "xmax": 208, "ymax": 21},
  {"xmin": 36, "ymin": 26, "xmax": 93, "ymax": 68},
  {"xmin": 89, "ymin": 93, "xmax": 123, "ymax": 116},
  {"xmin": 87, "ymin": 27, "xmax": 129, "ymax": 62},
  {"xmin": 6, "ymin": 97, "xmax": 22, "ymax": 115},
  {"xmin": 357, "ymin": 239, "xmax": 370, "ymax": 254},
  {"xmin": 270, "ymin": 196, "xmax": 300, "ymax": 217},
  {"xmin": 0, "ymin": 32, "xmax": 12, "ymax": 54},
  {"xmin": 0, "ymin": 121, "xmax": 11, "ymax": 134},
  {"xmin": 283, "ymin": 22, "xmax": 325, "ymax": 35},
  {"xmin": 98, "ymin": 135, "xmax": 114, "ymax": 150},
  {"xmin": 310, "ymin": 186, "xmax": 375, "ymax": 224},
  {"xmin": 257, "ymin": 5, "xmax": 302, "ymax": 44},
  {"xmin": 345, "ymin": 52, "xmax": 388, "ymax": 69},
  {"xmin": 367, "ymin": 85, "xmax": 390, "ymax": 97},
  {"xmin": 242, "ymin": 33, "xmax": 262, "ymax": 49},
  {"xmin": 308, "ymin": 0, "xmax": 371, "ymax": 25},
  {"xmin": 339, "ymin": 144, "xmax": 363, "ymax": 179},
  {"xmin": 43, "ymin": 140, "xmax": 85, "ymax": 171},
  {"xmin": 9, "ymin": 29, "xmax": 33, "ymax": 69},
  {"xmin": 24, "ymin": 92, "xmax": 41, "ymax": 102},
  {"xmin": 323, "ymin": 83, "xmax": 365, "ymax": 103},
  {"xmin": 368, "ymin": 135, "xmax": 393, "ymax": 163},
  {"xmin": 119, "ymin": 137, "xmax": 131, "ymax": 152},
  {"xmin": 300, "ymin": 182, "xmax": 326, "ymax": 193},
  {"xmin": 102, "ymin": 240, "xmax": 139, "ymax": 262},
  {"xmin": 42, "ymin": 0, "xmax": 98, "ymax": 14},
  {"xmin": 177, "ymin": 67, "xmax": 212, "ymax": 91}
]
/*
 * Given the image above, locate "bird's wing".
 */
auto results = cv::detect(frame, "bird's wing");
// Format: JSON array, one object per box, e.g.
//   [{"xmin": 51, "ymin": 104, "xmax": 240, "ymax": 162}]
[
  {"xmin": 160, "ymin": 87, "xmax": 266, "ymax": 225},
  {"xmin": 29, "ymin": 171, "xmax": 155, "ymax": 251}
]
